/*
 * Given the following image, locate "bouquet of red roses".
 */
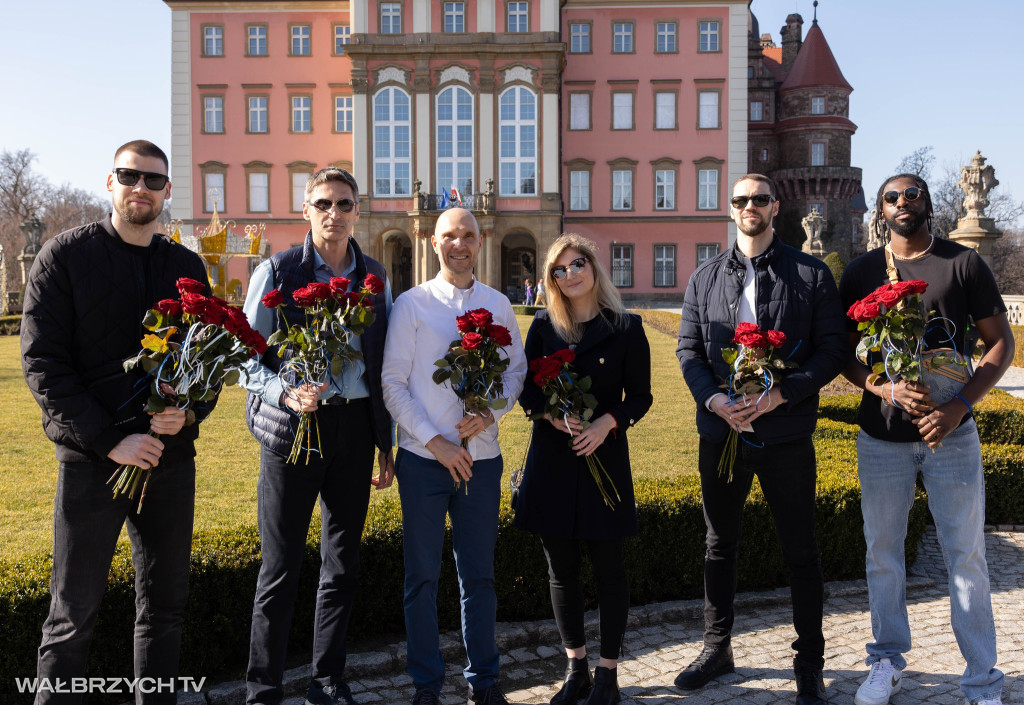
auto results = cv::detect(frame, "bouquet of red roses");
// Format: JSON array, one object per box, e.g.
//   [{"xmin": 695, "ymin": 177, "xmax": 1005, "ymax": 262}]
[
  {"xmin": 262, "ymin": 273, "xmax": 384, "ymax": 464},
  {"xmin": 848, "ymin": 279, "xmax": 935, "ymax": 385},
  {"xmin": 110, "ymin": 277, "xmax": 268, "ymax": 510},
  {"xmin": 528, "ymin": 348, "xmax": 620, "ymax": 508},
  {"xmin": 717, "ymin": 322, "xmax": 796, "ymax": 481}
]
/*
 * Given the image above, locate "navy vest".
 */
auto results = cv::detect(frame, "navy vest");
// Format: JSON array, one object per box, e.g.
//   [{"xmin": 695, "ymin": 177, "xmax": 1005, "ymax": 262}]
[{"xmin": 245, "ymin": 233, "xmax": 392, "ymax": 455}]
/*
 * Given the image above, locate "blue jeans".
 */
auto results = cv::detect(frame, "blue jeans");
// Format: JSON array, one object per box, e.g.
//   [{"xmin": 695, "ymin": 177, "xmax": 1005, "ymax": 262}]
[
  {"xmin": 395, "ymin": 449, "xmax": 502, "ymax": 693},
  {"xmin": 857, "ymin": 419, "xmax": 1002, "ymax": 702}
]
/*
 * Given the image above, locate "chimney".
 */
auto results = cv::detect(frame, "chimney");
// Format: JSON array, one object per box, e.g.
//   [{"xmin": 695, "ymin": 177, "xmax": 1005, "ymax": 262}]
[{"xmin": 781, "ymin": 13, "xmax": 803, "ymax": 73}]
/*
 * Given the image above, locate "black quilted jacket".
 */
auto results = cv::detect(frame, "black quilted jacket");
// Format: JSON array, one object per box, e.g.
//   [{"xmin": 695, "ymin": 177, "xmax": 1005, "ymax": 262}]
[
  {"xmin": 21, "ymin": 216, "xmax": 212, "ymax": 464},
  {"xmin": 675, "ymin": 236, "xmax": 847, "ymax": 444}
]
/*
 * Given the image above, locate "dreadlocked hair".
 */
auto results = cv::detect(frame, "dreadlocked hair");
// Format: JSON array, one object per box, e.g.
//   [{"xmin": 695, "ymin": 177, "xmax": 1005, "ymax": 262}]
[{"xmin": 873, "ymin": 172, "xmax": 933, "ymax": 244}]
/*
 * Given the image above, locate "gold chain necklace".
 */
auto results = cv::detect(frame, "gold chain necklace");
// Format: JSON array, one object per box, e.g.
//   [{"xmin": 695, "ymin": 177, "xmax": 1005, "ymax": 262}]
[{"xmin": 886, "ymin": 234, "xmax": 934, "ymax": 261}]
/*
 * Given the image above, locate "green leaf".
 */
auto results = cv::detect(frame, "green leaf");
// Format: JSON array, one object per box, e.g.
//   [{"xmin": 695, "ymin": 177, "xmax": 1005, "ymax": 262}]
[
  {"xmin": 722, "ymin": 349, "xmax": 738, "ymax": 365},
  {"xmin": 267, "ymin": 330, "xmax": 287, "ymax": 346},
  {"xmin": 330, "ymin": 358, "xmax": 344, "ymax": 376},
  {"xmin": 432, "ymin": 368, "xmax": 450, "ymax": 385},
  {"xmin": 871, "ymin": 362, "xmax": 886, "ymax": 376},
  {"xmin": 434, "ymin": 359, "xmax": 449, "ymax": 368},
  {"xmin": 490, "ymin": 398, "xmax": 508, "ymax": 410},
  {"xmin": 144, "ymin": 396, "xmax": 166, "ymax": 414},
  {"xmin": 223, "ymin": 369, "xmax": 240, "ymax": 387},
  {"xmin": 577, "ymin": 376, "xmax": 592, "ymax": 392},
  {"xmin": 582, "ymin": 393, "xmax": 598, "ymax": 409}
]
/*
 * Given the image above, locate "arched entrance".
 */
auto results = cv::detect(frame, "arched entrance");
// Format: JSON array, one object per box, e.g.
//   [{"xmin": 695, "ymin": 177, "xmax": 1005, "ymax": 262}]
[
  {"xmin": 382, "ymin": 230, "xmax": 413, "ymax": 297},
  {"xmin": 500, "ymin": 230, "xmax": 538, "ymax": 303}
]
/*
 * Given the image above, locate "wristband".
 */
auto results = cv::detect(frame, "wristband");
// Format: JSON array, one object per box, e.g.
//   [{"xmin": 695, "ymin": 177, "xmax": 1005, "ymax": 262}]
[{"xmin": 954, "ymin": 393, "xmax": 972, "ymax": 415}]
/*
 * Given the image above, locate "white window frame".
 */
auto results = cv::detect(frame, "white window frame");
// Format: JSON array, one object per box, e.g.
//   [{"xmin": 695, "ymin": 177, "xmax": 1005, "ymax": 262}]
[
  {"xmin": 373, "ymin": 87, "xmax": 412, "ymax": 197},
  {"xmin": 248, "ymin": 96, "xmax": 267, "ymax": 133},
  {"xmin": 569, "ymin": 93, "xmax": 590, "ymax": 130},
  {"xmin": 698, "ymin": 91, "xmax": 719, "ymax": 129},
  {"xmin": 381, "ymin": 3, "xmax": 402, "ymax": 34},
  {"xmin": 335, "ymin": 96, "xmax": 353, "ymax": 133},
  {"xmin": 654, "ymin": 244, "xmax": 676, "ymax": 287},
  {"xmin": 436, "ymin": 85, "xmax": 474, "ymax": 195},
  {"xmin": 811, "ymin": 141, "xmax": 826, "ymax": 166},
  {"xmin": 612, "ymin": 169, "xmax": 632, "ymax": 210},
  {"xmin": 498, "ymin": 86, "xmax": 537, "ymax": 196},
  {"xmin": 204, "ymin": 172, "xmax": 225, "ymax": 212},
  {"xmin": 291, "ymin": 24, "xmax": 311, "ymax": 56},
  {"xmin": 444, "ymin": 2, "xmax": 465, "ymax": 33},
  {"xmin": 613, "ymin": 22, "xmax": 633, "ymax": 53},
  {"xmin": 749, "ymin": 100, "xmax": 763, "ymax": 121},
  {"xmin": 699, "ymin": 21, "xmax": 720, "ymax": 52},
  {"xmin": 334, "ymin": 24, "xmax": 351, "ymax": 54},
  {"xmin": 655, "ymin": 170, "xmax": 675, "ymax": 210},
  {"xmin": 569, "ymin": 22, "xmax": 590, "ymax": 52},
  {"xmin": 811, "ymin": 96, "xmax": 826, "ymax": 114},
  {"xmin": 507, "ymin": 1, "xmax": 528, "ymax": 32},
  {"xmin": 656, "ymin": 22, "xmax": 677, "ymax": 52},
  {"xmin": 292, "ymin": 171, "xmax": 311, "ymax": 212},
  {"xmin": 291, "ymin": 96, "xmax": 311, "ymax": 132},
  {"xmin": 204, "ymin": 96, "xmax": 224, "ymax": 133},
  {"xmin": 696, "ymin": 243, "xmax": 720, "ymax": 266},
  {"xmin": 655, "ymin": 92, "xmax": 675, "ymax": 129},
  {"xmin": 203, "ymin": 26, "xmax": 223, "ymax": 56},
  {"xmin": 248, "ymin": 172, "xmax": 269, "ymax": 213},
  {"xmin": 809, "ymin": 202, "xmax": 825, "ymax": 215},
  {"xmin": 612, "ymin": 92, "xmax": 633, "ymax": 130},
  {"xmin": 611, "ymin": 244, "xmax": 633, "ymax": 288},
  {"xmin": 698, "ymin": 168, "xmax": 718, "ymax": 210},
  {"xmin": 569, "ymin": 170, "xmax": 590, "ymax": 211},
  {"xmin": 247, "ymin": 25, "xmax": 267, "ymax": 56}
]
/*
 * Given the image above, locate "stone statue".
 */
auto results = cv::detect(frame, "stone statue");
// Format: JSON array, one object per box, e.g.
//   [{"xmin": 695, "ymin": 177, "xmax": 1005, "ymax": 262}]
[
  {"xmin": 20, "ymin": 215, "xmax": 45, "ymax": 256},
  {"xmin": 958, "ymin": 150, "xmax": 999, "ymax": 219},
  {"xmin": 801, "ymin": 209, "xmax": 826, "ymax": 255},
  {"xmin": 866, "ymin": 208, "xmax": 883, "ymax": 250}
]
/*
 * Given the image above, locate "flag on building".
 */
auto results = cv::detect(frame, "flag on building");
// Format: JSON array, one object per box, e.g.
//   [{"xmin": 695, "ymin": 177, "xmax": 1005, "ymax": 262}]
[
  {"xmin": 439, "ymin": 190, "xmax": 449, "ymax": 209},
  {"xmin": 451, "ymin": 185, "xmax": 463, "ymax": 207}
]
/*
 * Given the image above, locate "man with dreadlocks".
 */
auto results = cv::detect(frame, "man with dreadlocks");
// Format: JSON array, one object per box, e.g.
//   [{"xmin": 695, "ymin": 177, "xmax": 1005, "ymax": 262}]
[{"xmin": 839, "ymin": 174, "xmax": 1014, "ymax": 705}]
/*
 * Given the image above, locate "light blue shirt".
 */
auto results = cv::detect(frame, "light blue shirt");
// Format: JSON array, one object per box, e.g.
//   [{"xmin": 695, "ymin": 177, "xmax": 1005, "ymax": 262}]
[{"xmin": 240, "ymin": 239, "xmax": 393, "ymax": 408}]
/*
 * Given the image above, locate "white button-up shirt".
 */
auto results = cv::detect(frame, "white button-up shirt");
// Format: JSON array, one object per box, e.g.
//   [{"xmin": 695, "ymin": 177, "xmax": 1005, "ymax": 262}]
[{"xmin": 382, "ymin": 273, "xmax": 526, "ymax": 461}]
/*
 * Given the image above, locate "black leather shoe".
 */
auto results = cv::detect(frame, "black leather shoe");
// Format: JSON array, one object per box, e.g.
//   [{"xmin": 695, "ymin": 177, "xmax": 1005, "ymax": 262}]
[
  {"xmin": 550, "ymin": 657, "xmax": 592, "ymax": 704},
  {"xmin": 306, "ymin": 681, "xmax": 356, "ymax": 705},
  {"xmin": 794, "ymin": 667, "xmax": 829, "ymax": 705},
  {"xmin": 581, "ymin": 666, "xmax": 619, "ymax": 705},
  {"xmin": 412, "ymin": 689, "xmax": 441, "ymax": 705},
  {"xmin": 673, "ymin": 643, "xmax": 735, "ymax": 690},
  {"xmin": 468, "ymin": 684, "xmax": 512, "ymax": 705}
]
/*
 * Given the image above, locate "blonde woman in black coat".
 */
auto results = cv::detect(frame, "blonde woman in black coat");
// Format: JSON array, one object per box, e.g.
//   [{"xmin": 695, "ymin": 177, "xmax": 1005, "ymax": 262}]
[{"xmin": 514, "ymin": 234, "xmax": 653, "ymax": 705}]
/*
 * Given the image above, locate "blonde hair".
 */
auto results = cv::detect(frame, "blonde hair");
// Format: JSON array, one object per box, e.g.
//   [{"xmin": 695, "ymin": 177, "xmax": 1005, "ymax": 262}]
[{"xmin": 542, "ymin": 233, "xmax": 626, "ymax": 344}]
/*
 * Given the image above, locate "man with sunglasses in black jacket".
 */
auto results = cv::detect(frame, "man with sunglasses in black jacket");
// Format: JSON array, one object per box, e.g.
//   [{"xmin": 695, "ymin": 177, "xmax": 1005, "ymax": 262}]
[
  {"xmin": 676, "ymin": 174, "xmax": 847, "ymax": 705},
  {"xmin": 22, "ymin": 140, "xmax": 213, "ymax": 705},
  {"xmin": 239, "ymin": 167, "xmax": 395, "ymax": 705}
]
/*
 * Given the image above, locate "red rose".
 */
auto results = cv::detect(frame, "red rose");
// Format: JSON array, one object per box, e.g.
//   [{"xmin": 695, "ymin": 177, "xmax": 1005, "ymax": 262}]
[
  {"xmin": 858, "ymin": 300, "xmax": 881, "ymax": 320},
  {"xmin": 181, "ymin": 292, "xmax": 207, "ymax": 316},
  {"xmin": 203, "ymin": 299, "xmax": 229, "ymax": 325},
  {"xmin": 155, "ymin": 299, "xmax": 182, "ymax": 317},
  {"xmin": 846, "ymin": 301, "xmax": 861, "ymax": 321},
  {"xmin": 765, "ymin": 329, "xmax": 786, "ymax": 348},
  {"xmin": 364, "ymin": 273, "xmax": 385, "ymax": 295},
  {"xmin": 307, "ymin": 282, "xmax": 332, "ymax": 301},
  {"xmin": 292, "ymin": 287, "xmax": 316, "ymax": 308},
  {"xmin": 176, "ymin": 277, "xmax": 204, "ymax": 295},
  {"xmin": 456, "ymin": 314, "xmax": 474, "ymax": 333},
  {"xmin": 906, "ymin": 280, "xmax": 928, "ymax": 295},
  {"xmin": 487, "ymin": 324, "xmax": 512, "ymax": 347},
  {"xmin": 225, "ymin": 307, "xmax": 249, "ymax": 335},
  {"xmin": 261, "ymin": 289, "xmax": 284, "ymax": 309},
  {"xmin": 466, "ymin": 308, "xmax": 493, "ymax": 328},
  {"xmin": 732, "ymin": 322, "xmax": 761, "ymax": 344},
  {"xmin": 553, "ymin": 348, "xmax": 576, "ymax": 364},
  {"xmin": 329, "ymin": 277, "xmax": 351, "ymax": 294},
  {"xmin": 346, "ymin": 291, "xmax": 362, "ymax": 306},
  {"xmin": 531, "ymin": 356, "xmax": 563, "ymax": 387},
  {"xmin": 461, "ymin": 332, "xmax": 484, "ymax": 350},
  {"xmin": 242, "ymin": 329, "xmax": 269, "ymax": 357},
  {"xmin": 874, "ymin": 285, "xmax": 902, "ymax": 308}
]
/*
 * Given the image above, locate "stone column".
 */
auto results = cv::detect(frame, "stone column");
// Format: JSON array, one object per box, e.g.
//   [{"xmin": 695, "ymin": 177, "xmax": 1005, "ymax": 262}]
[{"xmin": 948, "ymin": 151, "xmax": 1002, "ymax": 266}]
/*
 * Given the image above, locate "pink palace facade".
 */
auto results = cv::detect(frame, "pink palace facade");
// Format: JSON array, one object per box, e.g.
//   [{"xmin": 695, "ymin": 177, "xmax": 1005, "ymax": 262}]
[{"xmin": 165, "ymin": 0, "xmax": 752, "ymax": 300}]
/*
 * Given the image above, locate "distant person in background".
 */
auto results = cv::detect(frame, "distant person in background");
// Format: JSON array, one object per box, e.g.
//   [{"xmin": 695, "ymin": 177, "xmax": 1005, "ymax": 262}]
[
  {"xmin": 534, "ymin": 278, "xmax": 546, "ymax": 307},
  {"xmin": 524, "ymin": 278, "xmax": 534, "ymax": 305}
]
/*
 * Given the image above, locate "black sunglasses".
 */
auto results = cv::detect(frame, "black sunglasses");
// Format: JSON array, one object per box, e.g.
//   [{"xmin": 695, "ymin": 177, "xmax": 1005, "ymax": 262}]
[
  {"xmin": 113, "ymin": 168, "xmax": 169, "ymax": 191},
  {"xmin": 882, "ymin": 187, "xmax": 923, "ymax": 205},
  {"xmin": 307, "ymin": 198, "xmax": 357, "ymax": 214},
  {"xmin": 730, "ymin": 194, "xmax": 775, "ymax": 209},
  {"xmin": 551, "ymin": 257, "xmax": 588, "ymax": 280}
]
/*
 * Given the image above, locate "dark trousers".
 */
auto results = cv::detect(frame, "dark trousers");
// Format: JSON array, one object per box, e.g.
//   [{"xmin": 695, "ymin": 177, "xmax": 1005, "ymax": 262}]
[
  {"xmin": 246, "ymin": 401, "xmax": 375, "ymax": 705},
  {"xmin": 36, "ymin": 457, "xmax": 196, "ymax": 705},
  {"xmin": 540, "ymin": 535, "xmax": 629, "ymax": 661},
  {"xmin": 698, "ymin": 436, "xmax": 825, "ymax": 670}
]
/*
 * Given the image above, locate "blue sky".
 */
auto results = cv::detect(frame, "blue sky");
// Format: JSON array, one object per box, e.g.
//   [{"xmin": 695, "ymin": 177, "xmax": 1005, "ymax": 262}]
[{"xmin": 2, "ymin": 0, "xmax": 1022, "ymax": 219}]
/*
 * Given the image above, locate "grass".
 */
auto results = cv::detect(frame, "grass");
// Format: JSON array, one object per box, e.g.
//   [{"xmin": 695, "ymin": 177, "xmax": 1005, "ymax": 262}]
[{"xmin": 1, "ymin": 315, "xmax": 699, "ymax": 559}]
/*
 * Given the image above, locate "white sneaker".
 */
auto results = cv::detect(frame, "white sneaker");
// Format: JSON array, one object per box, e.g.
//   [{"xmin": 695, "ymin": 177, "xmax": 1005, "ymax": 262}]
[
  {"xmin": 969, "ymin": 698, "xmax": 1003, "ymax": 705},
  {"xmin": 855, "ymin": 658, "xmax": 903, "ymax": 705}
]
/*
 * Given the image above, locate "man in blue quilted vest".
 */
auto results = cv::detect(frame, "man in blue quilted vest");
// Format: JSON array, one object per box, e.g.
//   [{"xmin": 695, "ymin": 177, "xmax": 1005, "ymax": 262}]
[
  {"xmin": 22, "ymin": 140, "xmax": 213, "ymax": 704},
  {"xmin": 240, "ymin": 167, "xmax": 394, "ymax": 705}
]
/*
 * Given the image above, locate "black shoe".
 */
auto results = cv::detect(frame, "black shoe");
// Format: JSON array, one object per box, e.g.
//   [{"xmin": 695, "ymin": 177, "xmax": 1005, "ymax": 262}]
[
  {"xmin": 468, "ymin": 684, "xmax": 511, "ymax": 705},
  {"xmin": 581, "ymin": 666, "xmax": 619, "ymax": 705},
  {"xmin": 550, "ymin": 657, "xmax": 592, "ymax": 705},
  {"xmin": 794, "ymin": 667, "xmax": 829, "ymax": 705},
  {"xmin": 306, "ymin": 681, "xmax": 356, "ymax": 705},
  {"xmin": 413, "ymin": 688, "xmax": 441, "ymax": 705},
  {"xmin": 673, "ymin": 643, "xmax": 735, "ymax": 690}
]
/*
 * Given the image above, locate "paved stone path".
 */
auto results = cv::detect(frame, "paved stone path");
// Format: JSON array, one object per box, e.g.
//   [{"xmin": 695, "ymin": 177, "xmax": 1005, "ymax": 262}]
[{"xmin": 197, "ymin": 527, "xmax": 1023, "ymax": 705}]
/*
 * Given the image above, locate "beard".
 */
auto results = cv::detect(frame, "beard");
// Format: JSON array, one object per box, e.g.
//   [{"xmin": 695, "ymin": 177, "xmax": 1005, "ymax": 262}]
[
  {"xmin": 737, "ymin": 213, "xmax": 771, "ymax": 237},
  {"xmin": 115, "ymin": 197, "xmax": 162, "ymax": 226},
  {"xmin": 885, "ymin": 208, "xmax": 927, "ymax": 237}
]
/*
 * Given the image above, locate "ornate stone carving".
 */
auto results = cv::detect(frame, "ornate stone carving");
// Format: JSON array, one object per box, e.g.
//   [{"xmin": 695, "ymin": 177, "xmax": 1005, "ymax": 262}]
[
  {"xmin": 377, "ymin": 67, "xmax": 407, "ymax": 86},
  {"xmin": 439, "ymin": 66, "xmax": 471, "ymax": 85},
  {"xmin": 801, "ymin": 209, "xmax": 826, "ymax": 255},
  {"xmin": 20, "ymin": 215, "xmax": 44, "ymax": 256},
  {"xmin": 350, "ymin": 77, "xmax": 369, "ymax": 94},
  {"xmin": 503, "ymin": 66, "xmax": 534, "ymax": 85},
  {"xmin": 958, "ymin": 151, "xmax": 999, "ymax": 219},
  {"xmin": 866, "ymin": 208, "xmax": 883, "ymax": 250}
]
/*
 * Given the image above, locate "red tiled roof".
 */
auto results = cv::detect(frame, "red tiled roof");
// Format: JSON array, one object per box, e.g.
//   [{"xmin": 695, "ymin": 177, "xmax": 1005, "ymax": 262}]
[{"xmin": 779, "ymin": 24, "xmax": 852, "ymax": 92}]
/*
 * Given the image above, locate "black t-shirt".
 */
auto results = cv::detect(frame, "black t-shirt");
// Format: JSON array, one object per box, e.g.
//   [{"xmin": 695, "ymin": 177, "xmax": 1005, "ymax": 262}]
[{"xmin": 838, "ymin": 237, "xmax": 1005, "ymax": 442}]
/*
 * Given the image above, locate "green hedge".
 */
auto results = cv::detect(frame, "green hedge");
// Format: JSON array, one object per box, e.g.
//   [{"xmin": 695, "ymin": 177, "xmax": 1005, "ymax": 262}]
[
  {"xmin": 511, "ymin": 304, "xmax": 544, "ymax": 316},
  {"xmin": 0, "ymin": 315, "xmax": 20, "ymax": 335},
  {"xmin": 1013, "ymin": 324, "xmax": 1024, "ymax": 368}
]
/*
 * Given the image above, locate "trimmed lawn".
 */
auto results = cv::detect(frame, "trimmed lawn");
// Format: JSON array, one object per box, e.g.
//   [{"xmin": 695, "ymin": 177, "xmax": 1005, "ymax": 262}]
[{"xmin": 0, "ymin": 315, "xmax": 698, "ymax": 558}]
